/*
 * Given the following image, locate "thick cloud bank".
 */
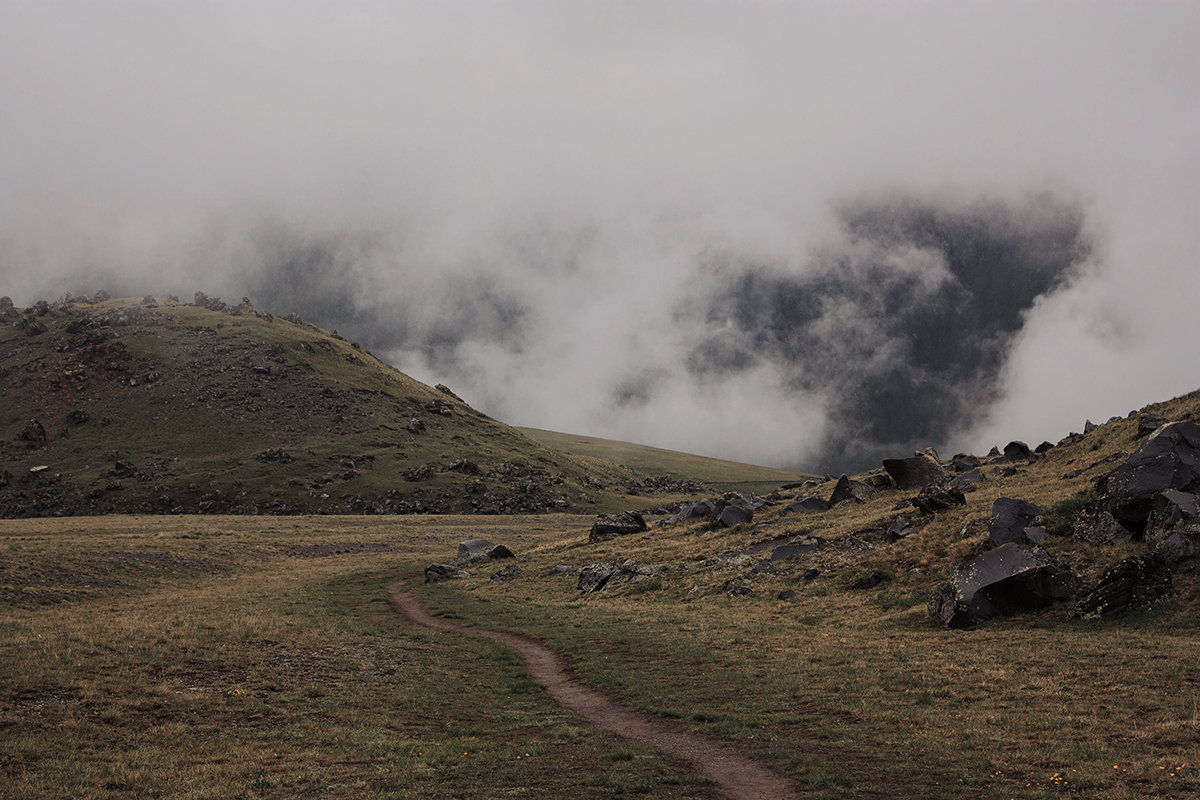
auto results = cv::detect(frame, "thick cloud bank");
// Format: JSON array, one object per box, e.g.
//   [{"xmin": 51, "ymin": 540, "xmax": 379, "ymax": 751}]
[{"xmin": 1, "ymin": 2, "xmax": 1198, "ymax": 471}]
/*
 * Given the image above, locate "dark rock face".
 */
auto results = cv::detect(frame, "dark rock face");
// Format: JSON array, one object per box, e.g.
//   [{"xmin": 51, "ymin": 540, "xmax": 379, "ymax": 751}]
[
  {"xmin": 406, "ymin": 418, "xmax": 426, "ymax": 434},
  {"xmin": 714, "ymin": 502, "xmax": 753, "ymax": 528},
  {"xmin": 577, "ymin": 561, "xmax": 666, "ymax": 592},
  {"xmin": 930, "ymin": 543, "xmax": 1076, "ymax": 628},
  {"xmin": 424, "ymin": 563, "xmax": 468, "ymax": 583},
  {"xmin": 828, "ymin": 474, "xmax": 875, "ymax": 505},
  {"xmin": 989, "ymin": 497, "xmax": 1045, "ymax": 547},
  {"xmin": 18, "ymin": 419, "xmax": 47, "ymax": 447},
  {"xmin": 882, "ymin": 455, "xmax": 948, "ymax": 490},
  {"xmin": 911, "ymin": 484, "xmax": 965, "ymax": 514},
  {"xmin": 1070, "ymin": 554, "xmax": 1173, "ymax": 618},
  {"xmin": 1146, "ymin": 489, "xmax": 1199, "ymax": 533},
  {"xmin": 665, "ymin": 499, "xmax": 717, "ymax": 524},
  {"xmin": 1003, "ymin": 441, "xmax": 1033, "ymax": 461},
  {"xmin": 1096, "ymin": 421, "xmax": 1200, "ymax": 533},
  {"xmin": 589, "ymin": 511, "xmax": 648, "ymax": 542},
  {"xmin": 1150, "ymin": 525, "xmax": 1200, "ymax": 562}
]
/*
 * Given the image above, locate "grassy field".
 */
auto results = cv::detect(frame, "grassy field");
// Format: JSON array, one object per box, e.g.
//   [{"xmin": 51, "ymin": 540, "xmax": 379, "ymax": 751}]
[
  {"xmin": 517, "ymin": 427, "xmax": 816, "ymax": 494},
  {"xmin": 2, "ymin": 503, "xmax": 1197, "ymax": 798}
]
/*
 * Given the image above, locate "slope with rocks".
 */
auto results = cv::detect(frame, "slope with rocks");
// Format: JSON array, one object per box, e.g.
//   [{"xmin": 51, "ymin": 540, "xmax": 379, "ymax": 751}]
[{"xmin": 0, "ymin": 293, "xmax": 690, "ymax": 517}]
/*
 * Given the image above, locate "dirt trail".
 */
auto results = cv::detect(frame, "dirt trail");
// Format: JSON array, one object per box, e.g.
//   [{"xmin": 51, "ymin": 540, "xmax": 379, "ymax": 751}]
[{"xmin": 386, "ymin": 582, "xmax": 798, "ymax": 800}]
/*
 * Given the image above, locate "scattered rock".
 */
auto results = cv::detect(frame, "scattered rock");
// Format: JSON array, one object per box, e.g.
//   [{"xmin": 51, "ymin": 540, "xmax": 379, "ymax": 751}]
[
  {"xmin": 850, "ymin": 570, "xmax": 890, "ymax": 590},
  {"xmin": 930, "ymin": 543, "xmax": 1076, "ymax": 628},
  {"xmin": 1146, "ymin": 489, "xmax": 1199, "ymax": 533},
  {"xmin": 989, "ymin": 498, "xmax": 1045, "ymax": 547},
  {"xmin": 885, "ymin": 517, "xmax": 911, "ymax": 543},
  {"xmin": 769, "ymin": 536, "xmax": 824, "ymax": 562},
  {"xmin": 721, "ymin": 576, "xmax": 755, "ymax": 596},
  {"xmin": 1003, "ymin": 441, "xmax": 1033, "ymax": 461},
  {"xmin": 577, "ymin": 560, "xmax": 666, "ymax": 592},
  {"xmin": 589, "ymin": 511, "xmax": 648, "ymax": 542},
  {"xmin": 406, "ymin": 418, "xmax": 426, "ymax": 434},
  {"xmin": 828, "ymin": 474, "xmax": 875, "ymax": 505},
  {"xmin": 456, "ymin": 539, "xmax": 515, "ymax": 564},
  {"xmin": 1137, "ymin": 412, "xmax": 1169, "ymax": 438},
  {"xmin": 802, "ymin": 567, "xmax": 820, "ymax": 581},
  {"xmin": 403, "ymin": 464, "xmax": 435, "ymax": 482},
  {"xmin": 786, "ymin": 496, "xmax": 829, "ymax": 513},
  {"xmin": 911, "ymin": 484, "xmax": 965, "ymax": 515},
  {"xmin": 1072, "ymin": 507, "xmax": 1133, "ymax": 545},
  {"xmin": 1070, "ymin": 554, "xmax": 1173, "ymax": 619},
  {"xmin": 1035, "ymin": 441, "xmax": 1056, "ymax": 454},
  {"xmin": 951, "ymin": 453, "xmax": 981, "ymax": 472},
  {"xmin": 882, "ymin": 454, "xmax": 948, "ymax": 490},
  {"xmin": 1096, "ymin": 421, "xmax": 1200, "ymax": 533},
  {"xmin": 545, "ymin": 565, "xmax": 573, "ymax": 577},
  {"xmin": 256, "ymin": 448, "xmax": 294, "ymax": 464},
  {"xmin": 490, "ymin": 564, "xmax": 523, "ymax": 582},
  {"xmin": 777, "ymin": 589, "xmax": 797, "ymax": 601},
  {"xmin": 435, "ymin": 383, "xmax": 462, "ymax": 401},
  {"xmin": 18, "ymin": 419, "xmax": 47, "ymax": 447},
  {"xmin": 424, "ymin": 563, "xmax": 468, "ymax": 583},
  {"xmin": 66, "ymin": 409, "xmax": 90, "ymax": 426}
]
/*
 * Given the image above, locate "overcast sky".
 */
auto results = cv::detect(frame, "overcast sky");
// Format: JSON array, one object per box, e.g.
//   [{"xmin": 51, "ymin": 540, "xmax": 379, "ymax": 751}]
[{"xmin": 2, "ymin": 1, "xmax": 1198, "ymax": 470}]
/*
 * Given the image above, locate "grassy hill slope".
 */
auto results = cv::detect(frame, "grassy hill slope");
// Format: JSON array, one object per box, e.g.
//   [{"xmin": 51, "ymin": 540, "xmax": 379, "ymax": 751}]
[
  {"xmin": 0, "ymin": 294, "xmax": 701, "ymax": 516},
  {"xmin": 518, "ymin": 427, "xmax": 816, "ymax": 493}
]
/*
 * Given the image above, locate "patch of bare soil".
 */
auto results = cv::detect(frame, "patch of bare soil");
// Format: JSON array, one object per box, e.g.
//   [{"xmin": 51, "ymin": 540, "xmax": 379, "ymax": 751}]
[{"xmin": 386, "ymin": 582, "xmax": 797, "ymax": 800}]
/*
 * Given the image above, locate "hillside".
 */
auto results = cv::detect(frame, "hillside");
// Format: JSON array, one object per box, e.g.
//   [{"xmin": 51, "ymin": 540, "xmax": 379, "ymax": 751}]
[
  {"xmin": 0, "ymin": 293, "xmax": 703, "ymax": 517},
  {"xmin": 517, "ymin": 427, "xmax": 816, "ymax": 493}
]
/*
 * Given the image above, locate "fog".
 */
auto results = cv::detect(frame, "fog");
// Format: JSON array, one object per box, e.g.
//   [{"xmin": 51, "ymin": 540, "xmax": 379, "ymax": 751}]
[{"xmin": 2, "ymin": 1, "xmax": 1197, "ymax": 471}]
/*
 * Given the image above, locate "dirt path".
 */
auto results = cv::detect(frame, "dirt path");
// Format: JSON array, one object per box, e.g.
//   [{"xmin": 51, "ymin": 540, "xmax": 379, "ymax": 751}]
[{"xmin": 386, "ymin": 582, "xmax": 798, "ymax": 800}]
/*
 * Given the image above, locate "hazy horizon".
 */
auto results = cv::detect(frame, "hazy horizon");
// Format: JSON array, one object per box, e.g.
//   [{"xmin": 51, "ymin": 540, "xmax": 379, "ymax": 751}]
[{"xmin": 3, "ymin": 1, "xmax": 1198, "ymax": 472}]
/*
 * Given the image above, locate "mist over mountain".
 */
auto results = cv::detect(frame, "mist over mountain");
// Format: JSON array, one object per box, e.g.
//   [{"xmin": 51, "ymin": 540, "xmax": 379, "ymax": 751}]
[{"xmin": 2, "ymin": 2, "xmax": 1197, "ymax": 471}]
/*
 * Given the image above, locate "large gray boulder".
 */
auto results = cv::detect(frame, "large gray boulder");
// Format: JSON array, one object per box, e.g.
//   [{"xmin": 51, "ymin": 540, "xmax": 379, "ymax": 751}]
[
  {"xmin": 1097, "ymin": 421, "xmax": 1200, "ymax": 534},
  {"xmin": 882, "ymin": 455, "xmax": 948, "ymax": 490},
  {"xmin": 930, "ymin": 543, "xmax": 1076, "ymax": 628},
  {"xmin": 577, "ymin": 561, "xmax": 667, "ymax": 593},
  {"xmin": 828, "ymin": 474, "xmax": 875, "ymax": 505},
  {"xmin": 989, "ymin": 497, "xmax": 1044, "ymax": 547}
]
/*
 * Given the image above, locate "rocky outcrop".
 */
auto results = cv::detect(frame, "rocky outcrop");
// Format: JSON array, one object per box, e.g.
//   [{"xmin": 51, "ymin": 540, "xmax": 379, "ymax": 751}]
[
  {"xmin": 424, "ymin": 563, "xmax": 469, "ymax": 583},
  {"xmin": 577, "ymin": 560, "xmax": 667, "ymax": 593},
  {"xmin": 589, "ymin": 511, "xmax": 648, "ymax": 542},
  {"xmin": 455, "ymin": 539, "xmax": 516, "ymax": 565},
  {"xmin": 828, "ymin": 474, "xmax": 875, "ymax": 505},
  {"xmin": 1096, "ymin": 421, "xmax": 1200, "ymax": 534},
  {"xmin": 930, "ymin": 543, "xmax": 1076, "ymax": 628}
]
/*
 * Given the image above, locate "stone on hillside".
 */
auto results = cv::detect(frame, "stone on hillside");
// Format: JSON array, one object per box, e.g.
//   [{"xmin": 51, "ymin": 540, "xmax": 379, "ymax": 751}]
[
  {"xmin": 882, "ymin": 455, "xmax": 948, "ymax": 490},
  {"xmin": 406, "ymin": 418, "xmax": 426, "ymax": 434},
  {"xmin": 850, "ymin": 570, "xmax": 890, "ymax": 590},
  {"xmin": 545, "ymin": 565, "xmax": 573, "ymax": 577},
  {"xmin": 18, "ymin": 419, "xmax": 47, "ymax": 446},
  {"xmin": 721, "ymin": 576, "xmax": 755, "ymax": 596},
  {"xmin": 989, "ymin": 497, "xmax": 1044, "ymax": 547},
  {"xmin": 1084, "ymin": 419, "xmax": 1099, "ymax": 434},
  {"xmin": 951, "ymin": 453, "xmax": 981, "ymax": 472},
  {"xmin": 0, "ymin": 470, "xmax": 10, "ymax": 488},
  {"xmin": 929, "ymin": 543, "xmax": 1076, "ymax": 628},
  {"xmin": 589, "ymin": 511, "xmax": 647, "ymax": 542},
  {"xmin": 1149, "ymin": 525, "xmax": 1200, "ymax": 562},
  {"xmin": 787, "ymin": 496, "xmax": 829, "ymax": 513},
  {"xmin": 769, "ymin": 536, "xmax": 824, "ymax": 562},
  {"xmin": 1070, "ymin": 554, "xmax": 1173, "ymax": 619},
  {"xmin": 1003, "ymin": 441, "xmax": 1033, "ymax": 461},
  {"xmin": 424, "ymin": 563, "xmax": 468, "ymax": 583},
  {"xmin": 1137, "ymin": 412, "xmax": 1169, "ymax": 438},
  {"xmin": 1035, "ymin": 441, "xmax": 1056, "ymax": 454},
  {"xmin": 490, "ymin": 564, "xmax": 522, "ymax": 582},
  {"xmin": 456, "ymin": 539, "xmax": 515, "ymax": 564},
  {"xmin": 665, "ymin": 499, "xmax": 717, "ymax": 524},
  {"xmin": 885, "ymin": 517, "xmax": 911, "ymax": 542},
  {"xmin": 1096, "ymin": 421, "xmax": 1200, "ymax": 533},
  {"xmin": 1072, "ymin": 508, "xmax": 1132, "ymax": 545},
  {"xmin": 911, "ymin": 484, "xmax": 965, "ymax": 515},
  {"xmin": 577, "ymin": 560, "xmax": 666, "ymax": 593},
  {"xmin": 404, "ymin": 464, "xmax": 434, "ymax": 482},
  {"xmin": 955, "ymin": 468, "xmax": 984, "ymax": 486},
  {"xmin": 714, "ymin": 503, "xmax": 753, "ymax": 528},
  {"xmin": 828, "ymin": 474, "xmax": 875, "ymax": 505},
  {"xmin": 1147, "ymin": 489, "xmax": 1199, "ymax": 533}
]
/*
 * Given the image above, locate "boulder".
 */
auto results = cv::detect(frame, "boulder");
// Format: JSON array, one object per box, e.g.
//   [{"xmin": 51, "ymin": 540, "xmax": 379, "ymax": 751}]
[
  {"xmin": 721, "ymin": 576, "xmax": 755, "ymax": 597},
  {"xmin": 828, "ymin": 474, "xmax": 875, "ymax": 505},
  {"xmin": 769, "ymin": 536, "xmax": 824, "ymax": 562},
  {"xmin": 489, "ymin": 564, "xmax": 523, "ymax": 582},
  {"xmin": 1149, "ymin": 525, "xmax": 1200, "ymax": 562},
  {"xmin": 951, "ymin": 453, "xmax": 981, "ymax": 472},
  {"xmin": 666, "ymin": 499, "xmax": 718, "ymax": 524},
  {"xmin": 989, "ymin": 498, "xmax": 1044, "ymax": 547},
  {"xmin": 1071, "ymin": 508, "xmax": 1132, "ymax": 545},
  {"xmin": 424, "ymin": 563, "xmax": 468, "ymax": 583},
  {"xmin": 911, "ymin": 484, "xmax": 965, "ymax": 514},
  {"xmin": 456, "ymin": 539, "xmax": 515, "ymax": 564},
  {"xmin": 18, "ymin": 419, "xmax": 46, "ymax": 447},
  {"xmin": 787, "ymin": 496, "xmax": 829, "ymax": 513},
  {"xmin": 1003, "ymin": 441, "xmax": 1033, "ymax": 461},
  {"xmin": 850, "ymin": 570, "xmax": 890, "ymax": 590},
  {"xmin": 885, "ymin": 517, "xmax": 911, "ymax": 542},
  {"xmin": 1034, "ymin": 441, "xmax": 1056, "ymax": 454},
  {"xmin": 1070, "ymin": 554, "xmax": 1173, "ymax": 619},
  {"xmin": 930, "ymin": 543, "xmax": 1076, "ymax": 628},
  {"xmin": 1146, "ymin": 489, "xmax": 1198, "ymax": 533},
  {"xmin": 577, "ymin": 561, "xmax": 666, "ymax": 593},
  {"xmin": 1096, "ymin": 421, "xmax": 1200, "ymax": 533},
  {"xmin": 1137, "ymin": 412, "xmax": 1169, "ymax": 438},
  {"xmin": 882, "ymin": 455, "xmax": 948, "ymax": 490},
  {"xmin": 714, "ymin": 503, "xmax": 753, "ymax": 528},
  {"xmin": 589, "ymin": 511, "xmax": 648, "ymax": 541},
  {"xmin": 406, "ymin": 418, "xmax": 426, "ymax": 434}
]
